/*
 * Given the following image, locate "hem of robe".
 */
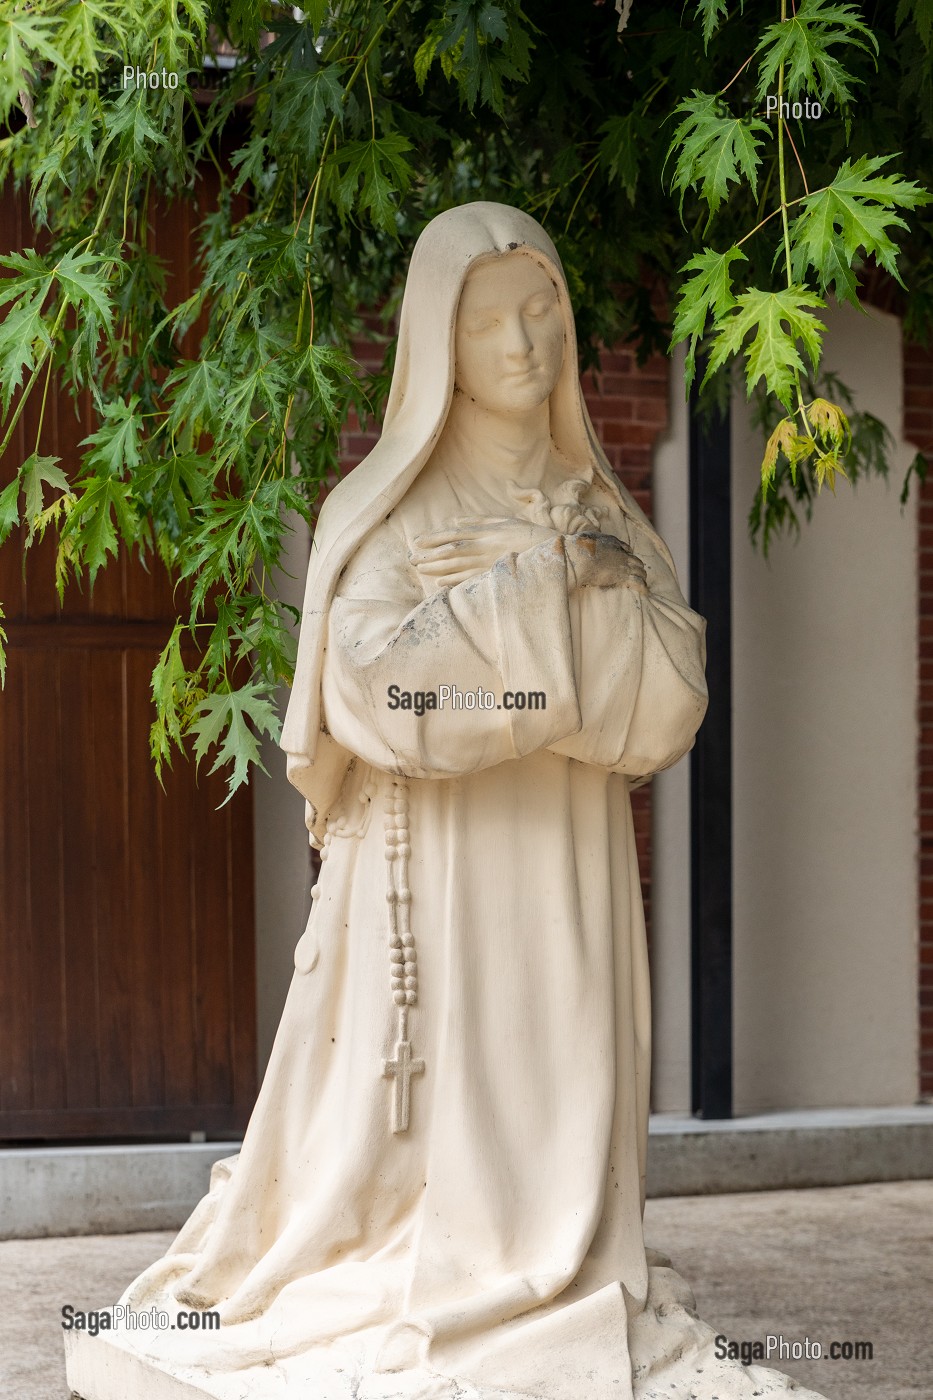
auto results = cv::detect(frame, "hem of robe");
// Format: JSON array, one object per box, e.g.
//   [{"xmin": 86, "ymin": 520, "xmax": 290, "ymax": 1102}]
[{"xmin": 115, "ymin": 1253, "xmax": 830, "ymax": 1400}]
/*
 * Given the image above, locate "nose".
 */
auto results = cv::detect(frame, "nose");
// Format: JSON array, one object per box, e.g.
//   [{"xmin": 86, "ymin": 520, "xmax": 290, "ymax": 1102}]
[{"xmin": 502, "ymin": 312, "xmax": 534, "ymax": 362}]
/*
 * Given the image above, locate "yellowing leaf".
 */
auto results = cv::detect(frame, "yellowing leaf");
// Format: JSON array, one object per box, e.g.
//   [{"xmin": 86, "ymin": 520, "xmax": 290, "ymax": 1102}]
[
  {"xmin": 762, "ymin": 416, "xmax": 814, "ymax": 485},
  {"xmin": 813, "ymin": 449, "xmax": 848, "ymax": 492},
  {"xmin": 806, "ymin": 396, "xmax": 850, "ymax": 448}
]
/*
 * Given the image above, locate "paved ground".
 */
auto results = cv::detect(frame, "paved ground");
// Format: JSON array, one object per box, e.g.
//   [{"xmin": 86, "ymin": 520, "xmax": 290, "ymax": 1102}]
[{"xmin": 2, "ymin": 1180, "xmax": 930, "ymax": 1399}]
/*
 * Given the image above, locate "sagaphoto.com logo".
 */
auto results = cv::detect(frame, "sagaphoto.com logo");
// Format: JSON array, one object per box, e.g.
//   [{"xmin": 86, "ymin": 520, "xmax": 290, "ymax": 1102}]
[{"xmin": 68, "ymin": 58, "xmax": 235, "ymax": 96}]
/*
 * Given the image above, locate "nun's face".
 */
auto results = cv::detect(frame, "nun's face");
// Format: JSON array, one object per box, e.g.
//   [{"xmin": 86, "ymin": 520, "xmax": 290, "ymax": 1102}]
[{"xmin": 454, "ymin": 253, "xmax": 565, "ymax": 414}]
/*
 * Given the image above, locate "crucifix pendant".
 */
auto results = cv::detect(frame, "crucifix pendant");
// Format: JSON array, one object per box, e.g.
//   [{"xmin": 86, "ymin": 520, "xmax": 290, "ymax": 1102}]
[{"xmin": 382, "ymin": 1016, "xmax": 425, "ymax": 1133}]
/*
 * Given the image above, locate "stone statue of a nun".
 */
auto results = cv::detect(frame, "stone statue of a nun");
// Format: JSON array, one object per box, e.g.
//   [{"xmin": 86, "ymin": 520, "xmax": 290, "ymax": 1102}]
[{"xmin": 83, "ymin": 203, "xmax": 825, "ymax": 1400}]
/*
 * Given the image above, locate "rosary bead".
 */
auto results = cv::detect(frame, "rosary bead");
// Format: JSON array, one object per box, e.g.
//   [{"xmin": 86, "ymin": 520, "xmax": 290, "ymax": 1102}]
[
  {"xmin": 396, "ymin": 842, "xmax": 411, "ymax": 858},
  {"xmin": 404, "ymin": 977, "xmax": 417, "ymax": 991},
  {"xmin": 385, "ymin": 849, "xmax": 397, "ymax": 862},
  {"xmin": 405, "ymin": 990, "xmax": 416, "ymax": 1005},
  {"xmin": 402, "ymin": 932, "xmax": 415, "ymax": 948},
  {"xmin": 390, "ymin": 948, "xmax": 404, "ymax": 964},
  {"xmin": 394, "ymin": 990, "xmax": 407, "ymax": 1007},
  {"xmin": 385, "ymin": 830, "xmax": 398, "ymax": 845},
  {"xmin": 404, "ymin": 960, "xmax": 416, "ymax": 976}
]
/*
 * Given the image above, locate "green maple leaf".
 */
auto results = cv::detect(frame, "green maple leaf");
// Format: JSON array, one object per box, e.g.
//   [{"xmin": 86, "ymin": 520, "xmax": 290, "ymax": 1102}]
[
  {"xmin": 333, "ymin": 136, "xmax": 414, "ymax": 232},
  {"xmin": 297, "ymin": 342, "xmax": 353, "ymax": 427},
  {"xmin": 56, "ymin": 0, "xmax": 129, "ymax": 78},
  {"xmin": 165, "ymin": 358, "xmax": 227, "ymax": 436},
  {"xmin": 101, "ymin": 87, "xmax": 171, "ymax": 168},
  {"xmin": 0, "ymin": 12, "xmax": 61, "ymax": 115},
  {"xmin": 0, "ymin": 295, "xmax": 51, "ymax": 413},
  {"xmin": 597, "ymin": 113, "xmax": 647, "ymax": 203},
  {"xmin": 896, "ymin": 0, "xmax": 933, "ymax": 49},
  {"xmin": 56, "ymin": 249, "xmax": 116, "ymax": 340},
  {"xmin": 150, "ymin": 621, "xmax": 188, "ymax": 773},
  {"xmin": 191, "ymin": 682, "xmax": 281, "ymax": 802},
  {"xmin": 304, "ymin": 0, "xmax": 330, "ymax": 40},
  {"xmin": 0, "ymin": 476, "xmax": 20, "ymax": 546},
  {"xmin": 61, "ymin": 476, "xmax": 139, "ymax": 584},
  {"xmin": 667, "ymin": 94, "xmax": 770, "ymax": 215},
  {"xmin": 706, "ymin": 286, "xmax": 826, "ymax": 407},
  {"xmin": 182, "ymin": 478, "xmax": 303, "ymax": 610},
  {"xmin": 0, "ymin": 249, "xmax": 54, "ymax": 307},
  {"xmin": 80, "ymin": 398, "xmax": 143, "ymax": 476},
  {"xmin": 269, "ymin": 63, "xmax": 344, "ymax": 167},
  {"xmin": 158, "ymin": 453, "xmax": 213, "ymax": 528},
  {"xmin": 671, "ymin": 245, "xmax": 747, "ymax": 391},
  {"xmin": 755, "ymin": 0, "xmax": 877, "ymax": 107},
  {"xmin": 789, "ymin": 156, "xmax": 932, "ymax": 299},
  {"xmin": 695, "ymin": 0, "xmax": 731, "ymax": 49}
]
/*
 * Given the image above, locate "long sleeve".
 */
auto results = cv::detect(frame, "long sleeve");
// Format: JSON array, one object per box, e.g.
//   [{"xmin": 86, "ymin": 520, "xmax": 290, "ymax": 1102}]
[
  {"xmin": 550, "ymin": 515, "xmax": 708, "ymax": 779},
  {"xmin": 321, "ymin": 525, "xmax": 585, "ymax": 778},
  {"xmin": 321, "ymin": 513, "xmax": 707, "ymax": 783}
]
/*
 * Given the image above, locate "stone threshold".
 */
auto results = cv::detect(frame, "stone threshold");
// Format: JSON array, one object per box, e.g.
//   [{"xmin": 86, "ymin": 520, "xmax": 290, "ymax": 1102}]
[
  {"xmin": 646, "ymin": 1104, "xmax": 933, "ymax": 1196},
  {"xmin": 3, "ymin": 1106, "xmax": 932, "ymax": 1239}
]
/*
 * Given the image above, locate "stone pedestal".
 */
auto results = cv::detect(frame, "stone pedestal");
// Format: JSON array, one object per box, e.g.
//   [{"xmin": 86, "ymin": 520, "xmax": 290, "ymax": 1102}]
[
  {"xmin": 65, "ymin": 1329, "xmax": 224, "ymax": 1400},
  {"xmin": 64, "ymin": 1323, "xmax": 517, "ymax": 1400}
]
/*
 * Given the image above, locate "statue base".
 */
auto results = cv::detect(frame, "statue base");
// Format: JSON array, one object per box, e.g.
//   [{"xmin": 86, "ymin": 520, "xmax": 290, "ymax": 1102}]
[
  {"xmin": 64, "ymin": 1296, "xmax": 828, "ymax": 1400},
  {"xmin": 64, "ymin": 1321, "xmax": 521, "ymax": 1400}
]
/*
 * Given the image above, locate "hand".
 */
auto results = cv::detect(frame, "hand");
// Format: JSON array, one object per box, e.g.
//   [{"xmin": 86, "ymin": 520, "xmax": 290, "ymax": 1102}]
[
  {"xmin": 565, "ymin": 532, "xmax": 648, "ymax": 592},
  {"xmin": 411, "ymin": 516, "xmax": 558, "ymax": 587}
]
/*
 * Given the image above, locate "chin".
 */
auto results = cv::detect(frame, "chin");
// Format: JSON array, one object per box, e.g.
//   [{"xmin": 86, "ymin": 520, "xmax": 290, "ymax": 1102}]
[{"xmin": 493, "ymin": 382, "xmax": 552, "ymax": 413}]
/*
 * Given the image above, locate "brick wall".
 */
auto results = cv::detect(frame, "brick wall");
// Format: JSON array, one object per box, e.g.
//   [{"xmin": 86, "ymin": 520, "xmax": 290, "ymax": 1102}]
[
  {"xmin": 582, "ymin": 349, "xmax": 671, "ymax": 933},
  {"xmin": 339, "ymin": 338, "xmax": 672, "ymax": 936},
  {"xmin": 905, "ymin": 340, "xmax": 933, "ymax": 1099}
]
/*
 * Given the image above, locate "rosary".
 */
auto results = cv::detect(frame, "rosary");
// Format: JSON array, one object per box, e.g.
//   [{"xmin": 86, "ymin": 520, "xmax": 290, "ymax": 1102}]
[{"xmin": 381, "ymin": 776, "xmax": 424, "ymax": 1132}]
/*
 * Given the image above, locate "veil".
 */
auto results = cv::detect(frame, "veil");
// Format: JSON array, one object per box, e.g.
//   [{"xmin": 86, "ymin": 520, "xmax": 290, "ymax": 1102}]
[{"xmin": 280, "ymin": 201, "xmax": 670, "ymax": 837}]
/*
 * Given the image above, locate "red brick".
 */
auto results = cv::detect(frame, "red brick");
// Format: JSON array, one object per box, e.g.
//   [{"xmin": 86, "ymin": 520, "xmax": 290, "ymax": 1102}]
[
  {"xmin": 587, "ymin": 392, "xmax": 642, "ymax": 419},
  {"xmin": 602, "ymin": 421, "xmax": 662, "ymax": 447},
  {"xmin": 632, "ymin": 396, "xmax": 669, "ymax": 427},
  {"xmin": 595, "ymin": 350, "xmax": 636, "ymax": 374}
]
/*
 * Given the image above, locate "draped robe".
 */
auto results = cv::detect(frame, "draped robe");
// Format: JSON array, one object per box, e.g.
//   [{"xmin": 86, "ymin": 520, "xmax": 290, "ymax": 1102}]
[{"xmin": 118, "ymin": 452, "xmax": 826, "ymax": 1400}]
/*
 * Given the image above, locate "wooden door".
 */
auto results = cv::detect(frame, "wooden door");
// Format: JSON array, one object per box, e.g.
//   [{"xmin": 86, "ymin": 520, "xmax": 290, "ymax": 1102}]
[{"xmin": 0, "ymin": 190, "xmax": 257, "ymax": 1140}]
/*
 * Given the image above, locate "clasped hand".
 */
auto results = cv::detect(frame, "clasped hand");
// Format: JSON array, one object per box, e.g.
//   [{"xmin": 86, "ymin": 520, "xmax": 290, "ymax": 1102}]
[{"xmin": 411, "ymin": 515, "xmax": 647, "ymax": 591}]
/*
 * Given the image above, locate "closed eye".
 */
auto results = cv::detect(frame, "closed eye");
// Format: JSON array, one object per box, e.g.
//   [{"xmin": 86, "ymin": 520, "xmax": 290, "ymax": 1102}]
[{"xmin": 524, "ymin": 295, "xmax": 557, "ymax": 318}]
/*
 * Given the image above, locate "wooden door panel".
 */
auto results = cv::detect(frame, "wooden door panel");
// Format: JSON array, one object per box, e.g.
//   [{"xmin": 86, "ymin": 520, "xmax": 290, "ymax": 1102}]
[
  {"xmin": 0, "ymin": 632, "xmax": 257, "ymax": 1138},
  {"xmin": 1, "ymin": 180, "xmax": 256, "ymax": 1140}
]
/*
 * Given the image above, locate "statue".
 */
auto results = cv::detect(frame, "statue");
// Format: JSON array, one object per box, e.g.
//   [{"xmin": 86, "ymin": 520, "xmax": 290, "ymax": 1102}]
[{"xmin": 66, "ymin": 203, "xmax": 826, "ymax": 1400}]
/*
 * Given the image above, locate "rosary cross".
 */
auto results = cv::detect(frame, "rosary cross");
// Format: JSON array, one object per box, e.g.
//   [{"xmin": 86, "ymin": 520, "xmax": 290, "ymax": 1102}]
[{"xmin": 382, "ymin": 1034, "xmax": 425, "ymax": 1133}]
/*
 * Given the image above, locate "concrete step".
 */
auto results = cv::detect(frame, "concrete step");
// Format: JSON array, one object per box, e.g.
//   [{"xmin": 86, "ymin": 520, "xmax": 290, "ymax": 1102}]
[
  {"xmin": 646, "ymin": 1105, "xmax": 933, "ymax": 1196},
  {"xmin": 3, "ymin": 1106, "xmax": 932, "ymax": 1239}
]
